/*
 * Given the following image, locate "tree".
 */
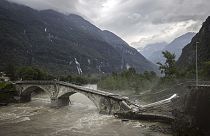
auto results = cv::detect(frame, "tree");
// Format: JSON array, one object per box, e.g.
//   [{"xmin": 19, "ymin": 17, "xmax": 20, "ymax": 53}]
[
  {"xmin": 16, "ymin": 66, "xmax": 49, "ymax": 80},
  {"xmin": 5, "ymin": 64, "xmax": 16, "ymax": 80},
  {"xmin": 157, "ymin": 51, "xmax": 176, "ymax": 79},
  {"xmin": 121, "ymin": 67, "xmax": 136, "ymax": 79},
  {"xmin": 143, "ymin": 71, "xmax": 157, "ymax": 80}
]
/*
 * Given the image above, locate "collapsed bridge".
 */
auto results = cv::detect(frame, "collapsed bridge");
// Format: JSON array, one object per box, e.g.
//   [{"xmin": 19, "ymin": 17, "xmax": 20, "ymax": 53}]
[{"xmin": 15, "ymin": 80, "xmax": 133, "ymax": 114}]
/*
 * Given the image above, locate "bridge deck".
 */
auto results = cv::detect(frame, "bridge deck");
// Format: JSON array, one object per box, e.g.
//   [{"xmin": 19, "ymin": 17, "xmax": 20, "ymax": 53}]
[{"xmin": 15, "ymin": 80, "xmax": 125, "ymax": 101}]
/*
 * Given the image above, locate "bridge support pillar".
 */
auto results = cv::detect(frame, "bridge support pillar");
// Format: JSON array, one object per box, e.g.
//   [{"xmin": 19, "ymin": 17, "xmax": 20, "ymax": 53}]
[{"xmin": 50, "ymin": 97, "xmax": 70, "ymax": 107}]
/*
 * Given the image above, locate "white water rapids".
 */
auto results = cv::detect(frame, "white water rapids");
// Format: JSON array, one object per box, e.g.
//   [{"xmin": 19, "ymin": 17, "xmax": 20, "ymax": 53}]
[{"xmin": 0, "ymin": 93, "xmax": 172, "ymax": 136}]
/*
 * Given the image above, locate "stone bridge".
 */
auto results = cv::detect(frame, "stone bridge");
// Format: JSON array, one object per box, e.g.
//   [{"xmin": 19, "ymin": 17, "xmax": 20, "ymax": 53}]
[{"xmin": 15, "ymin": 80, "xmax": 133, "ymax": 114}]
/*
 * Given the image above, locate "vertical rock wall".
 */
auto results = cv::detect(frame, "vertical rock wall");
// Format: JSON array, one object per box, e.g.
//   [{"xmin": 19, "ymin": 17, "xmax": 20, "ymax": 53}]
[{"xmin": 172, "ymin": 87, "xmax": 210, "ymax": 136}]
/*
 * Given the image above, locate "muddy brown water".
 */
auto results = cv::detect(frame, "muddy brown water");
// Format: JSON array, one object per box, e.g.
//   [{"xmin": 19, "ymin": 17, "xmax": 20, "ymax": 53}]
[{"xmin": 0, "ymin": 93, "xmax": 172, "ymax": 136}]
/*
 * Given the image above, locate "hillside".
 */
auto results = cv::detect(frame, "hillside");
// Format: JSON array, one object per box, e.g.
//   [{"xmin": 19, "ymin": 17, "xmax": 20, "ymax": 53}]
[
  {"xmin": 102, "ymin": 30, "xmax": 157, "ymax": 72},
  {"xmin": 177, "ymin": 17, "xmax": 210, "ymax": 70},
  {"xmin": 0, "ymin": 0, "xmax": 157, "ymax": 75},
  {"xmin": 164, "ymin": 32, "xmax": 196, "ymax": 59},
  {"xmin": 147, "ymin": 32, "xmax": 195, "ymax": 64},
  {"xmin": 139, "ymin": 42, "xmax": 167, "ymax": 60}
]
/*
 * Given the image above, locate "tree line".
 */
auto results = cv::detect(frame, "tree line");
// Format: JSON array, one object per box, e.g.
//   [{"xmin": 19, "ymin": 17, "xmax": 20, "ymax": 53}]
[{"xmin": 2, "ymin": 65, "xmax": 99, "ymax": 85}]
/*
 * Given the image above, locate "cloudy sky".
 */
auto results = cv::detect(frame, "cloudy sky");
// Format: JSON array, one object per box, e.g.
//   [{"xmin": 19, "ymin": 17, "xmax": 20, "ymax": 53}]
[{"xmin": 8, "ymin": 0, "xmax": 210, "ymax": 48}]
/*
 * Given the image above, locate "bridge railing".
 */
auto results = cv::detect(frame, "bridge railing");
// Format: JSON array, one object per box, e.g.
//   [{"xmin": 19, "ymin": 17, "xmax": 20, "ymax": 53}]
[
  {"xmin": 15, "ymin": 80, "xmax": 58, "ymax": 84},
  {"xmin": 185, "ymin": 80, "xmax": 210, "ymax": 85}
]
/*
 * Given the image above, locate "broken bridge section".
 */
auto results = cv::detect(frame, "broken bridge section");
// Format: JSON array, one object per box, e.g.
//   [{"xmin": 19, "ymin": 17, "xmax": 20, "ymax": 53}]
[{"xmin": 15, "ymin": 80, "xmax": 132, "ymax": 114}]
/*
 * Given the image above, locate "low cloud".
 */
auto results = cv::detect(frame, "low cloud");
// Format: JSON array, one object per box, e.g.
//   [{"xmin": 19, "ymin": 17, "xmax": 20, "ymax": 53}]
[{"xmin": 8, "ymin": 0, "xmax": 210, "ymax": 48}]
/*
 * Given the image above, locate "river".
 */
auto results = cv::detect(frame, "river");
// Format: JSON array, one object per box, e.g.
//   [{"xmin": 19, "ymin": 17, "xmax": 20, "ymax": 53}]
[{"xmin": 0, "ymin": 92, "xmax": 172, "ymax": 136}]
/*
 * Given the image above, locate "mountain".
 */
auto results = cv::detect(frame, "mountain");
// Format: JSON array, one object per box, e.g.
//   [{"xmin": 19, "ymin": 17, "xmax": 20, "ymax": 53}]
[
  {"xmin": 177, "ymin": 17, "xmax": 210, "ymax": 69},
  {"xmin": 148, "ymin": 32, "xmax": 196, "ymax": 64},
  {"xmin": 0, "ymin": 0, "xmax": 157, "ymax": 75},
  {"xmin": 139, "ymin": 42, "xmax": 168, "ymax": 59},
  {"xmin": 164, "ymin": 32, "xmax": 196, "ymax": 59},
  {"xmin": 102, "ymin": 30, "xmax": 157, "ymax": 71}
]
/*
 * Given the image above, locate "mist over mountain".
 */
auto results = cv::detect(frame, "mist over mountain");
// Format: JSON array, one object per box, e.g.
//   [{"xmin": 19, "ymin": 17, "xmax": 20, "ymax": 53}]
[
  {"xmin": 143, "ymin": 32, "xmax": 196, "ymax": 64},
  {"xmin": 139, "ymin": 42, "xmax": 168, "ymax": 59},
  {"xmin": 0, "ymin": 0, "xmax": 157, "ymax": 75}
]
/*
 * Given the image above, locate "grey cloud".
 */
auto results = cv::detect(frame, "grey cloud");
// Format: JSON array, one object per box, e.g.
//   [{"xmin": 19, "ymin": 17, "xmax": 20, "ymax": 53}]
[
  {"xmin": 7, "ymin": 0, "xmax": 210, "ymax": 48},
  {"xmin": 8, "ymin": 0, "xmax": 79, "ymax": 14}
]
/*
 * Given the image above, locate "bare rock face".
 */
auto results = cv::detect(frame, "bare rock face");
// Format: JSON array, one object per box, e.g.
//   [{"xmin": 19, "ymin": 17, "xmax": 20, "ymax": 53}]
[{"xmin": 172, "ymin": 87, "xmax": 210, "ymax": 136}]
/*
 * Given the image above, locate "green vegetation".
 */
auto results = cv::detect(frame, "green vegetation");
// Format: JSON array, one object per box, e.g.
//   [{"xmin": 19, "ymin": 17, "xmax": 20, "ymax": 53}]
[
  {"xmin": 96, "ymin": 51, "xmax": 181, "ymax": 96},
  {"xmin": 0, "ymin": 82, "xmax": 15, "ymax": 91},
  {"xmin": 4, "ymin": 64, "xmax": 16, "ymax": 81},
  {"xmin": 201, "ymin": 61, "xmax": 210, "ymax": 80},
  {"xmin": 3, "ymin": 64, "xmax": 100, "ymax": 85},
  {"xmin": 4, "ymin": 65, "xmax": 54, "ymax": 81},
  {"xmin": 176, "ymin": 60, "xmax": 210, "ymax": 80},
  {"xmin": 150, "ymin": 51, "xmax": 179, "ymax": 92},
  {"xmin": 60, "ymin": 74, "xmax": 100, "ymax": 85},
  {"xmin": 16, "ymin": 66, "xmax": 53, "ymax": 80},
  {"xmin": 98, "ymin": 68, "xmax": 158, "ymax": 94},
  {"xmin": 0, "ymin": 81, "xmax": 17, "ymax": 103},
  {"xmin": 157, "ymin": 51, "xmax": 177, "ymax": 79}
]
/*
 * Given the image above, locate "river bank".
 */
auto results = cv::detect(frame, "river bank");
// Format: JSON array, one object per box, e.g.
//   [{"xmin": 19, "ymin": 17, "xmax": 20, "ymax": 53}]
[{"xmin": 0, "ymin": 81, "xmax": 18, "ymax": 106}]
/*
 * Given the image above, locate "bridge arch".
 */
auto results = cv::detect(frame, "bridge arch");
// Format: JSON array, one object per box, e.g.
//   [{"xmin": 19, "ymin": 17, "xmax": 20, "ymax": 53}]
[
  {"xmin": 57, "ymin": 89, "xmax": 120, "ymax": 114},
  {"xmin": 57, "ymin": 91, "xmax": 101, "ymax": 110},
  {"xmin": 22, "ymin": 86, "xmax": 49, "ymax": 95},
  {"xmin": 20, "ymin": 86, "xmax": 51, "ymax": 102}
]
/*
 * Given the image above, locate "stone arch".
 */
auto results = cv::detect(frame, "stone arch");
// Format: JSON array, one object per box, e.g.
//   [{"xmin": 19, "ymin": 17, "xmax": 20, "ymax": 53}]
[
  {"xmin": 20, "ymin": 85, "xmax": 50, "ymax": 102},
  {"xmin": 57, "ymin": 90, "xmax": 122, "ymax": 114},
  {"xmin": 22, "ymin": 86, "xmax": 49, "ymax": 95},
  {"xmin": 58, "ymin": 92, "xmax": 76, "ymax": 99},
  {"xmin": 57, "ymin": 91, "xmax": 101, "ymax": 110}
]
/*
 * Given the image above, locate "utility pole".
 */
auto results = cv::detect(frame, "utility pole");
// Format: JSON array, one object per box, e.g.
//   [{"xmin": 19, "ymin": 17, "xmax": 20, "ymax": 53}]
[{"xmin": 196, "ymin": 42, "xmax": 199, "ymax": 88}]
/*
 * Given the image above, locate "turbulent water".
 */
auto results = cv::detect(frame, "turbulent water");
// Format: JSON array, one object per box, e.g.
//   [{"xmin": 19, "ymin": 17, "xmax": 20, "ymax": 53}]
[{"xmin": 0, "ymin": 93, "xmax": 172, "ymax": 136}]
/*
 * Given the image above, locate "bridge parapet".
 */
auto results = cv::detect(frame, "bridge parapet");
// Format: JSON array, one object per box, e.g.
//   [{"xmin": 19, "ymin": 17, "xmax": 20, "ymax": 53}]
[{"xmin": 185, "ymin": 81, "xmax": 210, "ymax": 86}]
